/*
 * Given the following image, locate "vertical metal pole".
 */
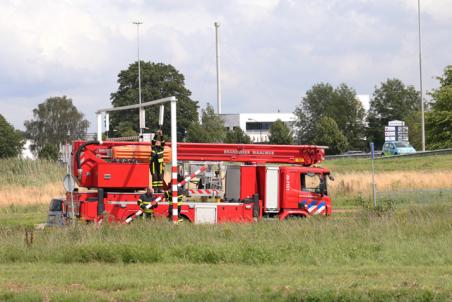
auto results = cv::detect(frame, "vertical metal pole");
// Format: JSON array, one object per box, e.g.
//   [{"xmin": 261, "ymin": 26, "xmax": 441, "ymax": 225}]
[
  {"xmin": 159, "ymin": 105, "xmax": 165, "ymax": 127},
  {"xmin": 65, "ymin": 143, "xmax": 70, "ymax": 174},
  {"xmin": 134, "ymin": 21, "xmax": 144, "ymax": 135},
  {"xmin": 170, "ymin": 98, "xmax": 179, "ymax": 223},
  {"xmin": 417, "ymin": 0, "xmax": 425, "ymax": 151},
  {"xmin": 97, "ymin": 113, "xmax": 103, "ymax": 143},
  {"xmin": 371, "ymin": 142, "xmax": 377, "ymax": 208},
  {"xmin": 214, "ymin": 22, "xmax": 222, "ymax": 114},
  {"xmin": 69, "ymin": 163, "xmax": 75, "ymax": 222}
]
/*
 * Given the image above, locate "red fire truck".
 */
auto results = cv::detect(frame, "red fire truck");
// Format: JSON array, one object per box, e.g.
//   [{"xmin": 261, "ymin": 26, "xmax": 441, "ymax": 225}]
[{"xmin": 48, "ymin": 140, "xmax": 334, "ymax": 225}]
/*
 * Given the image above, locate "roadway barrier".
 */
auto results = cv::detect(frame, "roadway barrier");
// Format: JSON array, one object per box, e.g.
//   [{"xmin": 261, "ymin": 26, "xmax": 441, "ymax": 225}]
[{"xmin": 325, "ymin": 148, "xmax": 452, "ymax": 160}]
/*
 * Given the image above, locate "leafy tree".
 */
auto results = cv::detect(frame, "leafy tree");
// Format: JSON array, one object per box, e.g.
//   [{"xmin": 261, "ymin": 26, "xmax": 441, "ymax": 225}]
[
  {"xmin": 366, "ymin": 79, "xmax": 420, "ymax": 148},
  {"xmin": 405, "ymin": 111, "xmax": 422, "ymax": 150},
  {"xmin": 224, "ymin": 127, "xmax": 251, "ymax": 144},
  {"xmin": 295, "ymin": 83, "xmax": 334, "ymax": 144},
  {"xmin": 294, "ymin": 83, "xmax": 365, "ymax": 148},
  {"xmin": 38, "ymin": 144, "xmax": 59, "ymax": 160},
  {"xmin": 0, "ymin": 114, "xmax": 24, "ymax": 158},
  {"xmin": 426, "ymin": 111, "xmax": 452, "ymax": 149},
  {"xmin": 312, "ymin": 117, "xmax": 348, "ymax": 155},
  {"xmin": 429, "ymin": 65, "xmax": 452, "ymax": 112},
  {"xmin": 186, "ymin": 104, "xmax": 226, "ymax": 143},
  {"xmin": 110, "ymin": 61, "xmax": 199, "ymax": 140},
  {"xmin": 268, "ymin": 119, "xmax": 293, "ymax": 145},
  {"xmin": 24, "ymin": 96, "xmax": 89, "ymax": 153},
  {"xmin": 331, "ymin": 84, "xmax": 366, "ymax": 149},
  {"xmin": 426, "ymin": 66, "xmax": 452, "ymax": 149}
]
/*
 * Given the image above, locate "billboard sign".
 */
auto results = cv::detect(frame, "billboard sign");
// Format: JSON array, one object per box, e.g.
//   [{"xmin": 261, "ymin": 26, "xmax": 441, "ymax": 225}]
[{"xmin": 384, "ymin": 122, "xmax": 409, "ymax": 142}]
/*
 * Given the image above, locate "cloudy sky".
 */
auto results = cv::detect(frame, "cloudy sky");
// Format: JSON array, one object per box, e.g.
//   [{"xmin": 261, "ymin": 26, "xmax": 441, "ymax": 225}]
[{"xmin": 1, "ymin": 0, "xmax": 451, "ymax": 132}]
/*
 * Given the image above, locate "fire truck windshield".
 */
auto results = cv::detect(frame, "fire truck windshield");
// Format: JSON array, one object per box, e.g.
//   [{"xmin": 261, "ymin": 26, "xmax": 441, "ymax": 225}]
[{"xmin": 300, "ymin": 173, "xmax": 327, "ymax": 194}]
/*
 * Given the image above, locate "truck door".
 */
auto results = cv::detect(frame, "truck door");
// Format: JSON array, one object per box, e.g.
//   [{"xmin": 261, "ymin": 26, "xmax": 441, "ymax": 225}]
[{"xmin": 299, "ymin": 172, "xmax": 329, "ymax": 215}]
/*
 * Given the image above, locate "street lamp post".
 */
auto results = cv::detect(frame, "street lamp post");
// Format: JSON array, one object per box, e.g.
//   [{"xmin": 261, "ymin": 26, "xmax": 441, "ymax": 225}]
[
  {"xmin": 214, "ymin": 22, "xmax": 222, "ymax": 114},
  {"xmin": 417, "ymin": 0, "xmax": 425, "ymax": 151},
  {"xmin": 133, "ymin": 21, "xmax": 144, "ymax": 136}
]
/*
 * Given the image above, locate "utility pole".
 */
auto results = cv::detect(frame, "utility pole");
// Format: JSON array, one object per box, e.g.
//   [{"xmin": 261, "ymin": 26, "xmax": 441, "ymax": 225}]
[
  {"xmin": 417, "ymin": 0, "xmax": 425, "ymax": 151},
  {"xmin": 133, "ymin": 21, "xmax": 144, "ymax": 136},
  {"xmin": 214, "ymin": 22, "xmax": 222, "ymax": 114}
]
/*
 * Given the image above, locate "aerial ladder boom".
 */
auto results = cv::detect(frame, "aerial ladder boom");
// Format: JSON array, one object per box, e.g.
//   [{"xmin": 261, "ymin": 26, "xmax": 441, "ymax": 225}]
[
  {"xmin": 71, "ymin": 141, "xmax": 326, "ymax": 189},
  {"xmin": 173, "ymin": 142, "xmax": 325, "ymax": 166}
]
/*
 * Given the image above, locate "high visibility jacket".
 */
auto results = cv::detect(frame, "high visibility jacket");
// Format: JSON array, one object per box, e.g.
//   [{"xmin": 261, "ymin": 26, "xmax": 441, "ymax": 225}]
[
  {"xmin": 165, "ymin": 190, "xmax": 183, "ymax": 206},
  {"xmin": 151, "ymin": 146, "xmax": 165, "ymax": 164},
  {"xmin": 137, "ymin": 193, "xmax": 158, "ymax": 214}
]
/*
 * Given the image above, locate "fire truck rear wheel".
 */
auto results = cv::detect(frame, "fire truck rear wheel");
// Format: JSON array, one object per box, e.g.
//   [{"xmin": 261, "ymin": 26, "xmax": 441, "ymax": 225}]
[{"xmin": 286, "ymin": 214, "xmax": 306, "ymax": 220}]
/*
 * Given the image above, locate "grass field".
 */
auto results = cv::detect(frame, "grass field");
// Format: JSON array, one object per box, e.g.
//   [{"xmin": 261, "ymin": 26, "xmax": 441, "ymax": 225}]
[
  {"xmin": 0, "ymin": 156, "xmax": 451, "ymax": 301},
  {"xmin": 0, "ymin": 203, "xmax": 451, "ymax": 301}
]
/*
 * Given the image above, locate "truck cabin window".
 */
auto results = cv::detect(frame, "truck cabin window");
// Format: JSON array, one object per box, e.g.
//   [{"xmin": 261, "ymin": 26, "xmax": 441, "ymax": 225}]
[{"xmin": 300, "ymin": 173, "xmax": 327, "ymax": 194}]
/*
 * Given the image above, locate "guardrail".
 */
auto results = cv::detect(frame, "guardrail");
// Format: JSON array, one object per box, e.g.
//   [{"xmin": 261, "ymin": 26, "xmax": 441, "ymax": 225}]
[{"xmin": 325, "ymin": 148, "xmax": 452, "ymax": 160}]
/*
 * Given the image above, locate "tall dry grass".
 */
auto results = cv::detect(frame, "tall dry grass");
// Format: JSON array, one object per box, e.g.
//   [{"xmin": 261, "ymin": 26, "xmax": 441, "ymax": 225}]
[
  {"xmin": 0, "ymin": 183, "xmax": 64, "ymax": 206},
  {"xmin": 0, "ymin": 158, "xmax": 65, "ymax": 186},
  {"xmin": 329, "ymin": 171, "xmax": 452, "ymax": 197},
  {"xmin": 1, "ymin": 158, "xmax": 451, "ymax": 207},
  {"xmin": 0, "ymin": 159, "xmax": 65, "ymax": 207}
]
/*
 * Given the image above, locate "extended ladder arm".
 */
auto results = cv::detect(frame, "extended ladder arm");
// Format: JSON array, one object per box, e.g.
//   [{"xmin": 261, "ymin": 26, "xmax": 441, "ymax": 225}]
[{"xmin": 172, "ymin": 143, "xmax": 325, "ymax": 166}]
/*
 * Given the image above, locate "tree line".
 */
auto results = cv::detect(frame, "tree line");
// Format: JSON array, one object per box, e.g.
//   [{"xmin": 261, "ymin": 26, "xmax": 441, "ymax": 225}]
[{"xmin": 1, "ymin": 62, "xmax": 451, "ymax": 159}]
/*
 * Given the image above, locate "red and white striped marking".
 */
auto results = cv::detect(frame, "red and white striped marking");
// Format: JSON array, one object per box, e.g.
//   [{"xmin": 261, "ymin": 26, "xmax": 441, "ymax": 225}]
[
  {"xmin": 125, "ymin": 165, "xmax": 207, "ymax": 224},
  {"xmin": 188, "ymin": 189, "xmax": 220, "ymax": 197},
  {"xmin": 125, "ymin": 196, "xmax": 163, "ymax": 223},
  {"xmin": 178, "ymin": 165, "xmax": 207, "ymax": 188},
  {"xmin": 171, "ymin": 166, "xmax": 178, "ymax": 223}
]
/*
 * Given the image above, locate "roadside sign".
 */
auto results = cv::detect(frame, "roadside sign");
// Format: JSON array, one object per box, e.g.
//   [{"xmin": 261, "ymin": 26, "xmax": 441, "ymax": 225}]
[
  {"xmin": 63, "ymin": 174, "xmax": 75, "ymax": 192},
  {"xmin": 388, "ymin": 120, "xmax": 405, "ymax": 126},
  {"xmin": 384, "ymin": 122, "xmax": 409, "ymax": 143},
  {"xmin": 397, "ymin": 126, "xmax": 409, "ymax": 134}
]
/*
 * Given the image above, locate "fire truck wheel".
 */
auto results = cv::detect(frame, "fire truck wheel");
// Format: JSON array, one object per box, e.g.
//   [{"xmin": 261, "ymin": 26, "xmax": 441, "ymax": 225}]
[
  {"xmin": 177, "ymin": 215, "xmax": 191, "ymax": 224},
  {"xmin": 286, "ymin": 214, "xmax": 307, "ymax": 220}
]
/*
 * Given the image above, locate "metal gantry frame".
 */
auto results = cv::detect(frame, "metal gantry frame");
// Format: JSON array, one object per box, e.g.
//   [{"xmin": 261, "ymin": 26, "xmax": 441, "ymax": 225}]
[{"xmin": 95, "ymin": 96, "xmax": 180, "ymax": 223}]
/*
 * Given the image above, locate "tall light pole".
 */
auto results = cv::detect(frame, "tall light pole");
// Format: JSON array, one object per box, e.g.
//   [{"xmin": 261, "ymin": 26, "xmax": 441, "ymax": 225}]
[
  {"xmin": 214, "ymin": 22, "xmax": 222, "ymax": 114},
  {"xmin": 417, "ymin": 0, "xmax": 425, "ymax": 151},
  {"xmin": 133, "ymin": 21, "xmax": 144, "ymax": 135}
]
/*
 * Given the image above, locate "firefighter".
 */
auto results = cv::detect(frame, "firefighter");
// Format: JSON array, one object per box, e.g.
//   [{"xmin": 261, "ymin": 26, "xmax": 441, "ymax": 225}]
[
  {"xmin": 165, "ymin": 188, "xmax": 184, "ymax": 221},
  {"xmin": 137, "ymin": 187, "xmax": 158, "ymax": 219},
  {"xmin": 150, "ymin": 129, "xmax": 165, "ymax": 193}
]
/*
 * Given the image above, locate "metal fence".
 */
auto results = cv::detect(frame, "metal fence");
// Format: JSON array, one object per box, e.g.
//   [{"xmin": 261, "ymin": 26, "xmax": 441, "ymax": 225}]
[{"xmin": 325, "ymin": 148, "xmax": 452, "ymax": 160}]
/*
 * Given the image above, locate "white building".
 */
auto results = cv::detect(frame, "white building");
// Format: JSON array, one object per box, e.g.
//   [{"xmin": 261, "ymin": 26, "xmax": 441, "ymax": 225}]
[{"xmin": 221, "ymin": 113, "xmax": 297, "ymax": 143}]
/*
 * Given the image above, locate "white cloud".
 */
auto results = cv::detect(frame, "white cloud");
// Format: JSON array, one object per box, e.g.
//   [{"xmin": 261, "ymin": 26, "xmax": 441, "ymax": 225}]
[
  {"xmin": 399, "ymin": 0, "xmax": 452, "ymax": 22},
  {"xmin": 0, "ymin": 0, "xmax": 451, "ymax": 132}
]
